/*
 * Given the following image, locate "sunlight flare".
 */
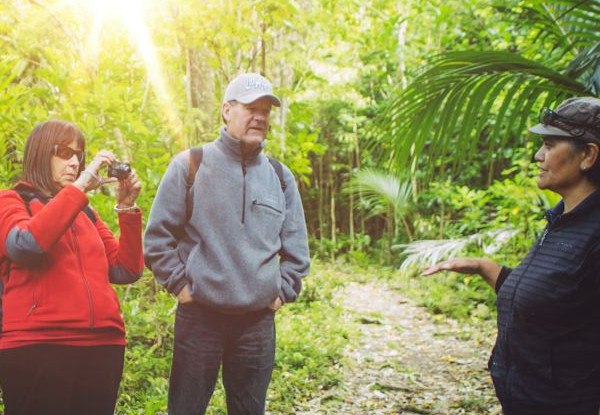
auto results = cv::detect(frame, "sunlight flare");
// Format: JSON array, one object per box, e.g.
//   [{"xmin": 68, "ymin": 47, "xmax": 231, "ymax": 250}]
[{"xmin": 68, "ymin": 0, "xmax": 182, "ymax": 140}]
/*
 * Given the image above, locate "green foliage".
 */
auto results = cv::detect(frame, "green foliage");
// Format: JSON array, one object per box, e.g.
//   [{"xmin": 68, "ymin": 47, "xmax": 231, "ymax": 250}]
[
  {"xmin": 372, "ymin": 0, "xmax": 600, "ymax": 178},
  {"xmin": 116, "ymin": 277, "xmax": 175, "ymax": 414},
  {"xmin": 0, "ymin": 58, "xmax": 39, "ymax": 188},
  {"xmin": 404, "ymin": 143, "xmax": 557, "ymax": 261},
  {"xmin": 406, "ymin": 271, "xmax": 496, "ymax": 322},
  {"xmin": 344, "ymin": 169, "xmax": 412, "ymax": 220}
]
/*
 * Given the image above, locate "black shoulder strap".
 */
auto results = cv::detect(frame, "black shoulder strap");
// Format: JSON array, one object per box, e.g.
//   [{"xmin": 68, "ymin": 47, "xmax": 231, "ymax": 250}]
[
  {"xmin": 184, "ymin": 146, "xmax": 204, "ymax": 222},
  {"xmin": 185, "ymin": 147, "xmax": 286, "ymax": 194},
  {"xmin": 268, "ymin": 157, "xmax": 287, "ymax": 193},
  {"xmin": 187, "ymin": 146, "xmax": 204, "ymax": 189},
  {"xmin": 14, "ymin": 188, "xmax": 97, "ymax": 223}
]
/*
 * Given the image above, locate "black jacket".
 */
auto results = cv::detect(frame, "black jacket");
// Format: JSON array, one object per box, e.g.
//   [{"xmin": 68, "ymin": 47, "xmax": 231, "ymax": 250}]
[{"xmin": 491, "ymin": 190, "xmax": 600, "ymax": 415}]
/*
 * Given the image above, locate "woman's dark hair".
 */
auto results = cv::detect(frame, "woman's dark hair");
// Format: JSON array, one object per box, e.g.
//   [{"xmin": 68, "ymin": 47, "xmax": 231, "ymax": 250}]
[
  {"xmin": 23, "ymin": 120, "xmax": 86, "ymax": 195},
  {"xmin": 568, "ymin": 138, "xmax": 600, "ymax": 185}
]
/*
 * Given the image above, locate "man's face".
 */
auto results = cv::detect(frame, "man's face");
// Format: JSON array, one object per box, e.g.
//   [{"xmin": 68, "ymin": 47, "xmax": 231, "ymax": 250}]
[{"xmin": 222, "ymin": 97, "xmax": 273, "ymax": 149}]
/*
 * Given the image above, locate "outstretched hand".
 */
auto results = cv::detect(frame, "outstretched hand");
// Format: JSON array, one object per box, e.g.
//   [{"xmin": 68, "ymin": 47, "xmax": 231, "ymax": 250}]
[
  {"xmin": 422, "ymin": 257, "xmax": 502, "ymax": 289},
  {"xmin": 422, "ymin": 258, "xmax": 482, "ymax": 277}
]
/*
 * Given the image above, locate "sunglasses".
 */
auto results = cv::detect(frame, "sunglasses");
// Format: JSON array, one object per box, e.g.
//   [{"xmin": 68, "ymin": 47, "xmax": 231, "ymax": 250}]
[
  {"xmin": 53, "ymin": 144, "xmax": 84, "ymax": 163},
  {"xmin": 539, "ymin": 107, "xmax": 600, "ymax": 138}
]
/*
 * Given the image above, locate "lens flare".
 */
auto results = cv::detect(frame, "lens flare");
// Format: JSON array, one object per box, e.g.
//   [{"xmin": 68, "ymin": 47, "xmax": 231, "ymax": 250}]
[{"xmin": 63, "ymin": 0, "xmax": 183, "ymax": 143}]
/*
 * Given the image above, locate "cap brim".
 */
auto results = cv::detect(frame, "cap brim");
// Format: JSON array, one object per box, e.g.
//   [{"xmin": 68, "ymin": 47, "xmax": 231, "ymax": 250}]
[
  {"xmin": 528, "ymin": 123, "xmax": 573, "ymax": 137},
  {"xmin": 236, "ymin": 92, "xmax": 281, "ymax": 107}
]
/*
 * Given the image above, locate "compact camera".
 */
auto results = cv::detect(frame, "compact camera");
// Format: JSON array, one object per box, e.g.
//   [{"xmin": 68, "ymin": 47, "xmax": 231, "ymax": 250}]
[{"xmin": 107, "ymin": 162, "xmax": 132, "ymax": 180}]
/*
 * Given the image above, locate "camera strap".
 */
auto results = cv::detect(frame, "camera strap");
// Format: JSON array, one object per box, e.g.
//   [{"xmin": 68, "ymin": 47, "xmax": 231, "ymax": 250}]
[{"xmin": 13, "ymin": 184, "xmax": 97, "ymax": 224}]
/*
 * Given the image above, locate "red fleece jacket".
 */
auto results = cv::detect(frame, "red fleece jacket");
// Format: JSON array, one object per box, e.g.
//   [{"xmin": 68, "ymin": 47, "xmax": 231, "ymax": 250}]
[{"xmin": 0, "ymin": 183, "xmax": 144, "ymax": 349}]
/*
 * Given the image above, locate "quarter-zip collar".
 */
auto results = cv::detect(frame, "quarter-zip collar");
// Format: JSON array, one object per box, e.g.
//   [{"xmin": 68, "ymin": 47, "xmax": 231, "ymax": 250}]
[
  {"xmin": 545, "ymin": 187, "xmax": 600, "ymax": 228},
  {"xmin": 216, "ymin": 126, "xmax": 265, "ymax": 163}
]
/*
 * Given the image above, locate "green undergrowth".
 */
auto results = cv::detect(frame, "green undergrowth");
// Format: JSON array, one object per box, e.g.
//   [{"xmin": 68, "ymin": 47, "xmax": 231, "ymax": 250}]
[
  {"xmin": 342, "ymin": 260, "xmax": 499, "ymax": 325},
  {"xmin": 369, "ymin": 263, "xmax": 498, "ymax": 326},
  {"xmin": 115, "ymin": 260, "xmax": 349, "ymax": 414}
]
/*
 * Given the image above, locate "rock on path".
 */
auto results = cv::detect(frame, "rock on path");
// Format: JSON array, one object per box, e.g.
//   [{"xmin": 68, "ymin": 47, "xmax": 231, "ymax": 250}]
[{"xmin": 297, "ymin": 281, "xmax": 502, "ymax": 414}]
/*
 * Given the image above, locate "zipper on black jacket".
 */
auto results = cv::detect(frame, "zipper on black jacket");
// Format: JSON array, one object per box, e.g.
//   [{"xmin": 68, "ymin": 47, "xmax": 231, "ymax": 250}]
[
  {"xmin": 538, "ymin": 228, "xmax": 549, "ymax": 246},
  {"xmin": 72, "ymin": 223, "xmax": 95, "ymax": 329}
]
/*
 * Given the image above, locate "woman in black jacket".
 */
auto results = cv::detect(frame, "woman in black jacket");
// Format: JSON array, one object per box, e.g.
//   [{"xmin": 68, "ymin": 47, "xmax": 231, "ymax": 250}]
[{"xmin": 424, "ymin": 97, "xmax": 600, "ymax": 415}]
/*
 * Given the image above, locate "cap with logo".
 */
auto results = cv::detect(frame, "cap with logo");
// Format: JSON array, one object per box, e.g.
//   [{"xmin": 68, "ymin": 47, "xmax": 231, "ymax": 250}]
[
  {"xmin": 529, "ymin": 96, "xmax": 600, "ymax": 143},
  {"xmin": 224, "ymin": 73, "xmax": 281, "ymax": 107}
]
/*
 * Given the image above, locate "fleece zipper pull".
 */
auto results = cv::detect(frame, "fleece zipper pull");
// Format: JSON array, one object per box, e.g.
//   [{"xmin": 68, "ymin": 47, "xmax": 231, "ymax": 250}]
[{"xmin": 241, "ymin": 158, "xmax": 247, "ymax": 224}]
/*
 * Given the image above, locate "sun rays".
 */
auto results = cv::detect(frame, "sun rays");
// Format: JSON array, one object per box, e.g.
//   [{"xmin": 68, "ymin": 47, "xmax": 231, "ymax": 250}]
[{"xmin": 63, "ymin": 0, "xmax": 182, "ymax": 140}]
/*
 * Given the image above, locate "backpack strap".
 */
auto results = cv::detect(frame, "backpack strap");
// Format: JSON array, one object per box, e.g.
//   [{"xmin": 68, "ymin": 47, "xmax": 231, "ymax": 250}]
[
  {"xmin": 267, "ymin": 157, "xmax": 287, "ymax": 193},
  {"xmin": 184, "ymin": 146, "xmax": 204, "ymax": 222},
  {"xmin": 187, "ymin": 146, "xmax": 204, "ymax": 190},
  {"xmin": 14, "ymin": 187, "xmax": 97, "ymax": 223},
  {"xmin": 184, "ymin": 147, "xmax": 286, "ymax": 206}
]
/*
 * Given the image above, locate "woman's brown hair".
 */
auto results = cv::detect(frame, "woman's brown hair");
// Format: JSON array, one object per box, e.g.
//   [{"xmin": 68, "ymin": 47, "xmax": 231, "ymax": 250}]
[{"xmin": 23, "ymin": 120, "xmax": 86, "ymax": 195}]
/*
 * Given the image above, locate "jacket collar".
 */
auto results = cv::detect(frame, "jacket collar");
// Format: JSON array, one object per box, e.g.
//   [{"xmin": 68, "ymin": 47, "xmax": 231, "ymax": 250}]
[
  {"xmin": 13, "ymin": 181, "xmax": 37, "ymax": 192},
  {"xmin": 546, "ymin": 187, "xmax": 600, "ymax": 225},
  {"xmin": 216, "ymin": 126, "xmax": 265, "ymax": 162}
]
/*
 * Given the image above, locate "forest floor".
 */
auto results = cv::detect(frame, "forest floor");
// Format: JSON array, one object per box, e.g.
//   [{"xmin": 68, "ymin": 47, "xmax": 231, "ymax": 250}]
[{"xmin": 294, "ymin": 279, "xmax": 503, "ymax": 415}]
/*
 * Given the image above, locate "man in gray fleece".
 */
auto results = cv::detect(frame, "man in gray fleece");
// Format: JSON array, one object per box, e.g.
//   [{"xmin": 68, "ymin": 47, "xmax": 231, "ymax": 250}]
[{"xmin": 144, "ymin": 73, "xmax": 310, "ymax": 415}]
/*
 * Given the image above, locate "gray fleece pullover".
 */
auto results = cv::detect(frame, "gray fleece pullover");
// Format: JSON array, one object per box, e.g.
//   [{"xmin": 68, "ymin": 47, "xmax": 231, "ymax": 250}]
[{"xmin": 144, "ymin": 127, "xmax": 310, "ymax": 313}]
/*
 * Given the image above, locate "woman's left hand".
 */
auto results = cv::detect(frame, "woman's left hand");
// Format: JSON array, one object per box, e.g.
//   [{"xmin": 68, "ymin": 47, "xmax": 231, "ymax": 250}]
[{"xmin": 115, "ymin": 169, "xmax": 141, "ymax": 209}]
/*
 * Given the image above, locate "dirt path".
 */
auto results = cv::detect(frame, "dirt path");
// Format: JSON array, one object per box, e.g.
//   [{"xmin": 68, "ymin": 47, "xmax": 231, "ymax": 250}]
[{"xmin": 296, "ymin": 281, "xmax": 502, "ymax": 414}]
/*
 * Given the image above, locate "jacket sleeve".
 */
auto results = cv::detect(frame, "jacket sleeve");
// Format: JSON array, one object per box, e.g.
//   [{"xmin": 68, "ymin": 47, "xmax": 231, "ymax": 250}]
[
  {"xmin": 143, "ymin": 152, "xmax": 190, "ymax": 295},
  {"xmin": 95, "ymin": 210, "xmax": 144, "ymax": 284},
  {"xmin": 0, "ymin": 186, "xmax": 89, "ymax": 266},
  {"xmin": 278, "ymin": 165, "xmax": 310, "ymax": 304},
  {"xmin": 494, "ymin": 266, "xmax": 512, "ymax": 293}
]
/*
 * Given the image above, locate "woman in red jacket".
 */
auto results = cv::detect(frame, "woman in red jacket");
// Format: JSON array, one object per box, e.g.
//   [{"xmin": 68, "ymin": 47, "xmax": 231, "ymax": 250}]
[{"xmin": 0, "ymin": 120, "xmax": 144, "ymax": 415}]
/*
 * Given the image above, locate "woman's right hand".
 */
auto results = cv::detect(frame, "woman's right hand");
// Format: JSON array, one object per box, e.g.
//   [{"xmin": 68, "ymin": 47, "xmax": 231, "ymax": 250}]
[
  {"xmin": 422, "ymin": 257, "xmax": 502, "ymax": 289},
  {"xmin": 422, "ymin": 258, "xmax": 483, "ymax": 276},
  {"xmin": 73, "ymin": 150, "xmax": 118, "ymax": 193}
]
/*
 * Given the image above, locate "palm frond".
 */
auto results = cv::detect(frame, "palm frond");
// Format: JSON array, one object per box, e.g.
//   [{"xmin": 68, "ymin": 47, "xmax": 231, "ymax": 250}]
[
  {"xmin": 343, "ymin": 168, "xmax": 412, "ymax": 216},
  {"xmin": 518, "ymin": 0, "xmax": 600, "ymax": 54},
  {"xmin": 370, "ymin": 50, "xmax": 588, "ymax": 175},
  {"xmin": 395, "ymin": 227, "xmax": 519, "ymax": 270},
  {"xmin": 567, "ymin": 42, "xmax": 600, "ymax": 94}
]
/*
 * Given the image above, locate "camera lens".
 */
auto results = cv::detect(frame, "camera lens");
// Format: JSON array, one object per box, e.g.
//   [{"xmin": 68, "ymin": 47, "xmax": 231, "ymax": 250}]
[{"xmin": 107, "ymin": 162, "xmax": 132, "ymax": 180}]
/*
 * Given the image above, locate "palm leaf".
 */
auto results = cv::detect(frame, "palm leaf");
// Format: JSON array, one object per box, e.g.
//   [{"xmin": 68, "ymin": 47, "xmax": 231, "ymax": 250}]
[
  {"xmin": 343, "ymin": 169, "xmax": 412, "ymax": 217},
  {"xmin": 520, "ymin": 0, "xmax": 600, "ymax": 54},
  {"xmin": 370, "ymin": 0, "xmax": 600, "ymax": 178},
  {"xmin": 371, "ymin": 50, "xmax": 587, "ymax": 175},
  {"xmin": 395, "ymin": 227, "xmax": 519, "ymax": 270}
]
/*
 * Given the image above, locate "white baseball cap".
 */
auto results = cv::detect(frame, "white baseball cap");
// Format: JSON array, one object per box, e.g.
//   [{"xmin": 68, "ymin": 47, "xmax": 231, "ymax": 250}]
[{"xmin": 224, "ymin": 73, "xmax": 281, "ymax": 107}]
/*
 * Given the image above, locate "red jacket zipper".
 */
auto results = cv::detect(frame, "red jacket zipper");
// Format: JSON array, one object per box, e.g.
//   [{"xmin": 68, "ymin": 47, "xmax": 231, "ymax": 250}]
[{"xmin": 71, "ymin": 222, "xmax": 95, "ymax": 329}]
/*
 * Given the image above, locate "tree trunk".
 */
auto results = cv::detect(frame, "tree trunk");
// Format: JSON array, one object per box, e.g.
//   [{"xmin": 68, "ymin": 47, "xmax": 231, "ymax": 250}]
[
  {"xmin": 260, "ymin": 21, "xmax": 267, "ymax": 76},
  {"xmin": 318, "ymin": 156, "xmax": 325, "ymax": 242},
  {"xmin": 329, "ymin": 168, "xmax": 336, "ymax": 257}
]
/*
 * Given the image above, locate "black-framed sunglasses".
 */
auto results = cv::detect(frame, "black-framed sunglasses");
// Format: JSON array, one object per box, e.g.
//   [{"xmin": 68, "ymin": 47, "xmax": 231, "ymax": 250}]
[
  {"xmin": 538, "ymin": 107, "xmax": 600, "ymax": 140},
  {"xmin": 53, "ymin": 144, "xmax": 84, "ymax": 163}
]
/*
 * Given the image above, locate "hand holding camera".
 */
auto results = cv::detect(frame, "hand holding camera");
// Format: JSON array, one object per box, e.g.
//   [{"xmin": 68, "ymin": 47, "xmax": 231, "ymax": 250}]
[
  {"xmin": 107, "ymin": 162, "xmax": 132, "ymax": 180},
  {"xmin": 115, "ymin": 166, "xmax": 141, "ymax": 212},
  {"xmin": 73, "ymin": 151, "xmax": 140, "ymax": 209}
]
